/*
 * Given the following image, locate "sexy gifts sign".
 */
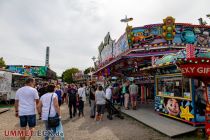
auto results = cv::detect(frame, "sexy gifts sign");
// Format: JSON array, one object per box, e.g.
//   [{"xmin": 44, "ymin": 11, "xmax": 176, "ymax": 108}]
[{"xmin": 180, "ymin": 64, "xmax": 210, "ymax": 77}]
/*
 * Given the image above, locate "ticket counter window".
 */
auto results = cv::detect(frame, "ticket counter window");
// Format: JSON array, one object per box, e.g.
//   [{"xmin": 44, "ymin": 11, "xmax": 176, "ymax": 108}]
[{"xmin": 156, "ymin": 75, "xmax": 191, "ymax": 99}]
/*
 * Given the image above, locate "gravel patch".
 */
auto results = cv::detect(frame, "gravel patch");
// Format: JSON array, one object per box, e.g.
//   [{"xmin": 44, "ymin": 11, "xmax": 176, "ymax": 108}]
[{"xmin": 0, "ymin": 103, "xmax": 200, "ymax": 140}]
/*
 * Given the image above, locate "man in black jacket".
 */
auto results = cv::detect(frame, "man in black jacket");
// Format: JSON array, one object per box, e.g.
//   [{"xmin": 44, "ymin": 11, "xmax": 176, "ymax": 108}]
[{"xmin": 67, "ymin": 84, "xmax": 77, "ymax": 118}]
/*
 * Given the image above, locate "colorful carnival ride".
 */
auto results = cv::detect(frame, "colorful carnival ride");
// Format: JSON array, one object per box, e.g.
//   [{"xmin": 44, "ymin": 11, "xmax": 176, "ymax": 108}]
[{"xmin": 93, "ymin": 16, "xmax": 210, "ymax": 126}]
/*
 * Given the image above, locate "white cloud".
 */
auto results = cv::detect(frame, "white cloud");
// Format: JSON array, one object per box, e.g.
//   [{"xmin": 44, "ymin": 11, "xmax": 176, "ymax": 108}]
[{"xmin": 0, "ymin": 0, "xmax": 209, "ymax": 76}]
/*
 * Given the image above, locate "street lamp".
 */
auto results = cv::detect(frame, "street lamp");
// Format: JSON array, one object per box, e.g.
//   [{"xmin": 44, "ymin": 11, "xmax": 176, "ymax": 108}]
[
  {"xmin": 91, "ymin": 56, "xmax": 96, "ymax": 63},
  {"xmin": 91, "ymin": 56, "xmax": 96, "ymax": 82}
]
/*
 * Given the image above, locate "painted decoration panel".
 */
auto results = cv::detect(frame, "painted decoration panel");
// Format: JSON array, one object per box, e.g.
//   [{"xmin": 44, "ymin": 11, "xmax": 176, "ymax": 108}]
[
  {"xmin": 131, "ymin": 25, "xmax": 210, "ymax": 47},
  {"xmin": 113, "ymin": 33, "xmax": 129, "ymax": 57},
  {"xmin": 155, "ymin": 96, "xmax": 205, "ymax": 123},
  {"xmin": 7, "ymin": 65, "xmax": 47, "ymax": 77},
  {"xmin": 100, "ymin": 41, "xmax": 113, "ymax": 63}
]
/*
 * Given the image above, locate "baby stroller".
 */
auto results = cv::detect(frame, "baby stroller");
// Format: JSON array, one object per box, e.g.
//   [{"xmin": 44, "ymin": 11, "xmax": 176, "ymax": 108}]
[{"xmin": 106, "ymin": 99, "xmax": 124, "ymax": 120}]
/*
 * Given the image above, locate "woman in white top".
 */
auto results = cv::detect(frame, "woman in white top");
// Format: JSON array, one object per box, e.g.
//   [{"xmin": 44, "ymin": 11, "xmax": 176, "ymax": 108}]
[
  {"xmin": 95, "ymin": 85, "xmax": 106, "ymax": 121},
  {"xmin": 38, "ymin": 84, "xmax": 63, "ymax": 140}
]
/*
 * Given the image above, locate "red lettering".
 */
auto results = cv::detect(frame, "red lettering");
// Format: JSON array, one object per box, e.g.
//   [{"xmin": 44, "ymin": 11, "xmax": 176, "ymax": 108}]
[
  {"xmin": 4, "ymin": 131, "xmax": 9, "ymax": 136},
  {"xmin": 10, "ymin": 130, "xmax": 17, "ymax": 136},
  {"xmin": 17, "ymin": 130, "xmax": 24, "ymax": 137}
]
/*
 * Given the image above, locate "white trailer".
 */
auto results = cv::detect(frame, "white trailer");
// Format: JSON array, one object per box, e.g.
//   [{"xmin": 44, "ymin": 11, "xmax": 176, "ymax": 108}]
[
  {"xmin": 0, "ymin": 71, "xmax": 28, "ymax": 101},
  {"xmin": 0, "ymin": 71, "xmax": 12, "ymax": 101}
]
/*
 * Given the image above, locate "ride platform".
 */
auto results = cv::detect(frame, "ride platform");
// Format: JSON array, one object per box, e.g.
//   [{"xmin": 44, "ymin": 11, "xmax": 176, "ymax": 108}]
[{"xmin": 121, "ymin": 104, "xmax": 197, "ymax": 137}]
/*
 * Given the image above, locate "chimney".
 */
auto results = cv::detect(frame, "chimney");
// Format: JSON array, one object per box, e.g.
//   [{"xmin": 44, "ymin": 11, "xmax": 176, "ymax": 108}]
[{"xmin": 45, "ymin": 46, "xmax": 50, "ymax": 67}]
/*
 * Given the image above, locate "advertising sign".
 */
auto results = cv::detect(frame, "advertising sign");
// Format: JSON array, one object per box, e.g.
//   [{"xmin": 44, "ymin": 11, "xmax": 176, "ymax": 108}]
[
  {"xmin": 7, "ymin": 65, "xmax": 47, "ymax": 77},
  {"xmin": 99, "ymin": 33, "xmax": 114, "ymax": 63},
  {"xmin": 100, "ymin": 43, "xmax": 113, "ymax": 63},
  {"xmin": 180, "ymin": 64, "xmax": 210, "ymax": 77},
  {"xmin": 113, "ymin": 33, "xmax": 129, "ymax": 57},
  {"xmin": 155, "ymin": 97, "xmax": 196, "ymax": 122}
]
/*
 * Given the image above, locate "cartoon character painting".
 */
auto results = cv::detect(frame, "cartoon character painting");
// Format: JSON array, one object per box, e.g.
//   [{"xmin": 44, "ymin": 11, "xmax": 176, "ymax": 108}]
[
  {"xmin": 164, "ymin": 98, "xmax": 180, "ymax": 116},
  {"xmin": 132, "ymin": 29, "xmax": 156, "ymax": 45},
  {"xmin": 180, "ymin": 29, "xmax": 196, "ymax": 44},
  {"xmin": 196, "ymin": 31, "xmax": 210, "ymax": 46}
]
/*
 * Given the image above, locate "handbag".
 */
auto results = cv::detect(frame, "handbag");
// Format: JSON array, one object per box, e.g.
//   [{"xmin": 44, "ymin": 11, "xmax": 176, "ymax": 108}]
[{"xmin": 48, "ymin": 94, "xmax": 60, "ymax": 128}]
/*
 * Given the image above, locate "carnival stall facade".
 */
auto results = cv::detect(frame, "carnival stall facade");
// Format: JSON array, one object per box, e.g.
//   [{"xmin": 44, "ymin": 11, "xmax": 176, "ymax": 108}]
[
  {"xmin": 95, "ymin": 16, "xmax": 210, "ymax": 78},
  {"xmin": 142, "ymin": 45, "xmax": 210, "ymax": 125},
  {"xmin": 93, "ymin": 16, "xmax": 210, "ymax": 126}
]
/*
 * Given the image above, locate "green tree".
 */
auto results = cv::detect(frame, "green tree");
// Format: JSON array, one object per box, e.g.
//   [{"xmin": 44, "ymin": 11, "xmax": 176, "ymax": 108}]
[
  {"xmin": 0, "ymin": 57, "xmax": 6, "ymax": 68},
  {"xmin": 84, "ymin": 67, "xmax": 94, "ymax": 75},
  {"xmin": 62, "ymin": 67, "xmax": 79, "ymax": 83}
]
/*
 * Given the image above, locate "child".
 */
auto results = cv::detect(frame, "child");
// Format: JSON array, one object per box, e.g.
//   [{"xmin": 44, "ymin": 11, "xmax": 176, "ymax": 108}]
[{"xmin": 78, "ymin": 97, "xmax": 84, "ymax": 117}]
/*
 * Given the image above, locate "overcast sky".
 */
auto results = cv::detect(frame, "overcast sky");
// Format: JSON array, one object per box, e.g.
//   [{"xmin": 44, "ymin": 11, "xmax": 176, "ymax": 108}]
[{"xmin": 0, "ymin": 0, "xmax": 209, "ymax": 76}]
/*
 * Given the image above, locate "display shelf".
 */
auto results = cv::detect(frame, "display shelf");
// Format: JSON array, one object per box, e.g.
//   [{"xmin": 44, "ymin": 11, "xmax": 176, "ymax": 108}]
[{"xmin": 156, "ymin": 95, "xmax": 192, "ymax": 101}]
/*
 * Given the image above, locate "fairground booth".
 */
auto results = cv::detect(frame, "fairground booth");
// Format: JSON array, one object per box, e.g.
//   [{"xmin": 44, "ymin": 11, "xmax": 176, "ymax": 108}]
[
  {"xmin": 93, "ymin": 16, "xmax": 210, "ymax": 126},
  {"xmin": 3, "ymin": 65, "xmax": 57, "ymax": 100},
  {"xmin": 6, "ymin": 65, "xmax": 56, "ymax": 80},
  {"xmin": 6, "ymin": 65, "xmax": 56, "ymax": 88}
]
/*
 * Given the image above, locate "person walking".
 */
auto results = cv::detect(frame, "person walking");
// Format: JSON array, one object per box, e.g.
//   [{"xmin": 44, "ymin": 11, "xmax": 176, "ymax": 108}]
[
  {"xmin": 37, "ymin": 84, "xmax": 64, "ymax": 140},
  {"xmin": 38, "ymin": 83, "xmax": 48, "ymax": 98},
  {"xmin": 95, "ymin": 85, "xmax": 106, "ymax": 121},
  {"xmin": 55, "ymin": 85, "xmax": 63, "ymax": 106},
  {"xmin": 106, "ymin": 85, "xmax": 113, "ymax": 120},
  {"xmin": 122, "ymin": 81, "xmax": 130, "ymax": 110},
  {"xmin": 89, "ymin": 84, "xmax": 96, "ymax": 118},
  {"xmin": 119, "ymin": 84, "xmax": 124, "ymax": 107},
  {"xmin": 112, "ymin": 83, "xmax": 119, "ymax": 104},
  {"xmin": 62, "ymin": 84, "xmax": 68, "ymax": 104},
  {"xmin": 14, "ymin": 78, "xmax": 39, "ymax": 140},
  {"xmin": 78, "ymin": 96, "xmax": 84, "ymax": 117},
  {"xmin": 129, "ymin": 81, "xmax": 139, "ymax": 110},
  {"xmin": 78, "ymin": 84, "xmax": 86, "ymax": 103},
  {"xmin": 67, "ymin": 84, "xmax": 77, "ymax": 118}
]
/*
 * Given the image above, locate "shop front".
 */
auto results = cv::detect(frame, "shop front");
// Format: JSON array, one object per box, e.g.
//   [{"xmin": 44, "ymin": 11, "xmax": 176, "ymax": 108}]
[
  {"xmin": 141, "ymin": 45, "xmax": 210, "ymax": 126},
  {"xmin": 155, "ymin": 73, "xmax": 206, "ymax": 125}
]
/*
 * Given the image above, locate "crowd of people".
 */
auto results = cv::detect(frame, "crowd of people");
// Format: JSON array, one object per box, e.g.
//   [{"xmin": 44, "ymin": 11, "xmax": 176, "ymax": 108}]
[
  {"xmin": 88, "ymin": 80, "xmax": 139, "ymax": 120},
  {"xmin": 14, "ymin": 77, "xmax": 139, "ymax": 140}
]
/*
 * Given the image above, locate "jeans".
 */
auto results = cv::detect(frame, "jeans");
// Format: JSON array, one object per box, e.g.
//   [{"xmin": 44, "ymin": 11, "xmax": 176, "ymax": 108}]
[
  {"xmin": 44, "ymin": 121, "xmax": 56, "ymax": 140},
  {"xmin": 90, "ymin": 100, "xmax": 96, "ymax": 117},
  {"xmin": 69, "ymin": 101, "xmax": 76, "ymax": 117},
  {"xmin": 44, "ymin": 121, "xmax": 64, "ymax": 140}
]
